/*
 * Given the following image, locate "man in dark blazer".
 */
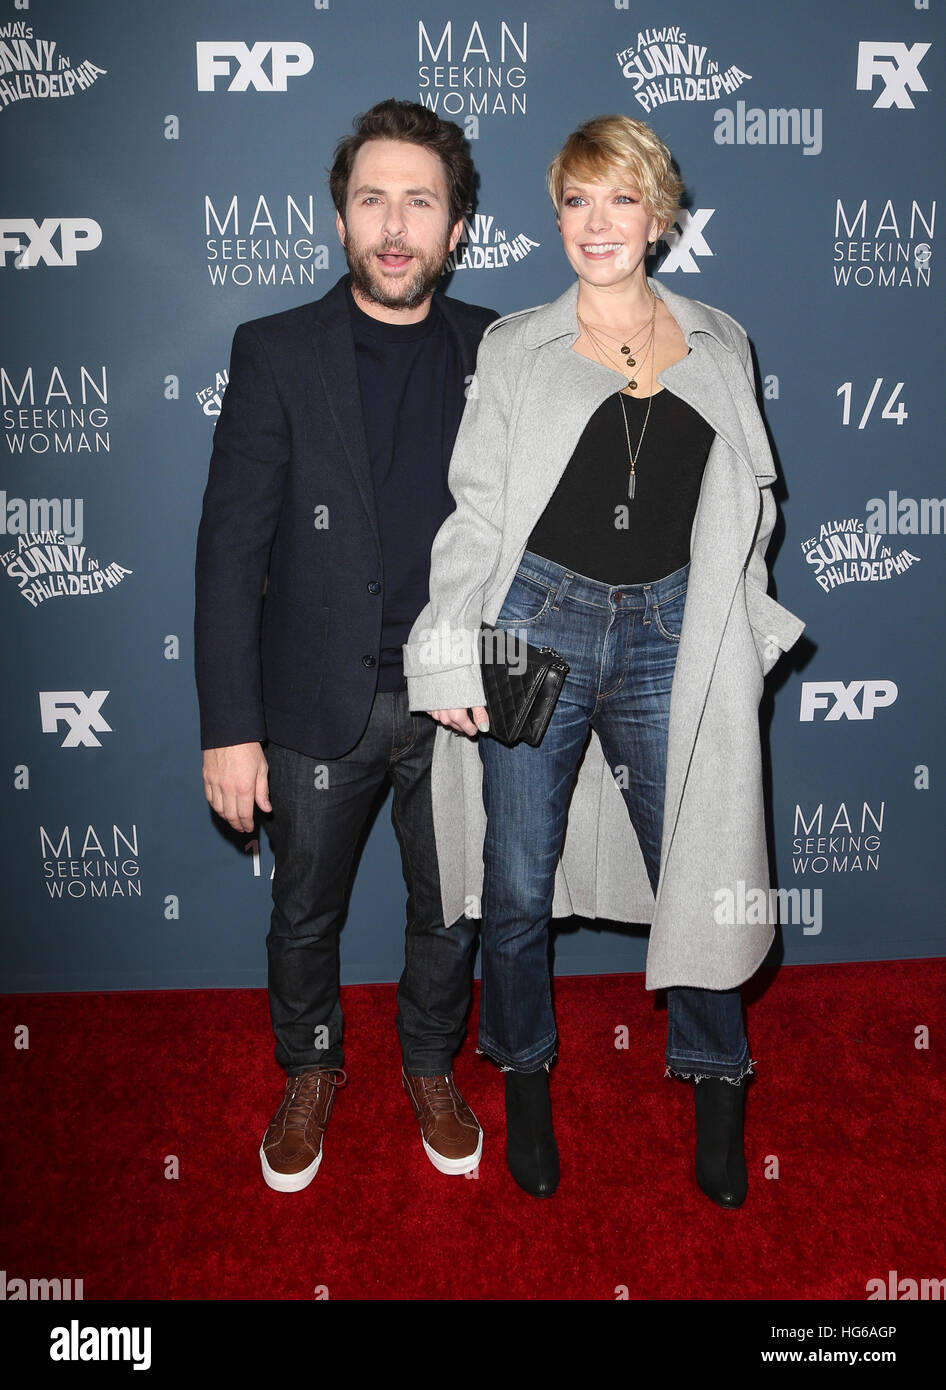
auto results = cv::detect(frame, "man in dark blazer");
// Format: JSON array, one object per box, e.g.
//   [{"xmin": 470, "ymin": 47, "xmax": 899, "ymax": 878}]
[{"xmin": 195, "ymin": 100, "xmax": 497, "ymax": 1191}]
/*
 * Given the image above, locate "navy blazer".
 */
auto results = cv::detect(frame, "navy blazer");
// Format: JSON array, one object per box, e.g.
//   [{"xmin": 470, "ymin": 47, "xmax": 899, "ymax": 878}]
[{"xmin": 194, "ymin": 273, "xmax": 497, "ymax": 759}]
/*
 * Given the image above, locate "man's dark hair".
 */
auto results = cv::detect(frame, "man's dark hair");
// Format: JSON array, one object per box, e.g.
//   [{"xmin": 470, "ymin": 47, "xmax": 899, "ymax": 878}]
[{"xmin": 329, "ymin": 98, "xmax": 474, "ymax": 230}]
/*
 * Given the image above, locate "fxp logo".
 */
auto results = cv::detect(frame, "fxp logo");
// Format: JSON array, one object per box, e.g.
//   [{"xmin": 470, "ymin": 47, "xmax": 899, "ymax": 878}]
[
  {"xmin": 0, "ymin": 220, "xmax": 102, "ymax": 268},
  {"xmin": 196, "ymin": 42, "xmax": 315, "ymax": 92},
  {"xmin": 799, "ymin": 680, "xmax": 898, "ymax": 723},
  {"xmin": 660, "ymin": 210, "xmax": 714, "ymax": 273},
  {"xmin": 856, "ymin": 42, "xmax": 930, "ymax": 109}
]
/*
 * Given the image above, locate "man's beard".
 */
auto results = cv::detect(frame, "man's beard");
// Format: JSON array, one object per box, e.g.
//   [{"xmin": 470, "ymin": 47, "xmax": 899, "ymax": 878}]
[{"xmin": 343, "ymin": 231, "xmax": 451, "ymax": 310}]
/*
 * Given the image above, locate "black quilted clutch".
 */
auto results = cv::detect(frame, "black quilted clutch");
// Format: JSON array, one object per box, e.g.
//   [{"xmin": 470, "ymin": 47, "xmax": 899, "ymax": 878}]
[{"xmin": 477, "ymin": 624, "xmax": 570, "ymax": 748}]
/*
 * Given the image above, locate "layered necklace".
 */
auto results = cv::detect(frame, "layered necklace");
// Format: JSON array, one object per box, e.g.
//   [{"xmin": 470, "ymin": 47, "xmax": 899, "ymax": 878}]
[{"xmin": 577, "ymin": 291, "xmax": 658, "ymax": 501}]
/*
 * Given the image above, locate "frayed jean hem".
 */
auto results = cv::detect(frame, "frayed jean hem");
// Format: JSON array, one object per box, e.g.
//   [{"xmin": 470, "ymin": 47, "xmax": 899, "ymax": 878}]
[
  {"xmin": 664, "ymin": 1056, "xmax": 756, "ymax": 1085},
  {"xmin": 475, "ymin": 1037, "xmax": 557, "ymax": 1074}
]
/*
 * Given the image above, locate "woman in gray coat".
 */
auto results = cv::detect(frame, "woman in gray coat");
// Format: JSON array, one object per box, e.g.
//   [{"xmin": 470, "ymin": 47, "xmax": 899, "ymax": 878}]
[{"xmin": 404, "ymin": 116, "xmax": 805, "ymax": 1205}]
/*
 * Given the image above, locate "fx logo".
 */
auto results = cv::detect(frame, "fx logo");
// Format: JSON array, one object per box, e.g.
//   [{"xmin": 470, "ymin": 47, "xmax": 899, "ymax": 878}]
[
  {"xmin": 660, "ymin": 210, "xmax": 714, "ymax": 273},
  {"xmin": 0, "ymin": 219, "xmax": 102, "ymax": 268},
  {"xmin": 799, "ymin": 680, "xmax": 898, "ymax": 722},
  {"xmin": 856, "ymin": 42, "xmax": 930, "ymax": 109},
  {"xmin": 196, "ymin": 41, "xmax": 315, "ymax": 92},
  {"xmin": 39, "ymin": 691, "xmax": 112, "ymax": 747}
]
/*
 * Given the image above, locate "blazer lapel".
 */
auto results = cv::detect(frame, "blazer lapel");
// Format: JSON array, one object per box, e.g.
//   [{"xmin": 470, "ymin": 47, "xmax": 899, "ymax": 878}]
[
  {"xmin": 309, "ymin": 284, "xmax": 380, "ymax": 555},
  {"xmin": 307, "ymin": 281, "xmax": 495, "ymax": 558},
  {"xmin": 436, "ymin": 294, "xmax": 487, "ymax": 381}
]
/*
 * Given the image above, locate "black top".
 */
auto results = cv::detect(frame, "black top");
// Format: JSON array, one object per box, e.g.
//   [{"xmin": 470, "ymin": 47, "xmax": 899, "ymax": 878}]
[
  {"xmin": 348, "ymin": 283, "xmax": 464, "ymax": 690},
  {"xmin": 525, "ymin": 388, "xmax": 715, "ymax": 585}
]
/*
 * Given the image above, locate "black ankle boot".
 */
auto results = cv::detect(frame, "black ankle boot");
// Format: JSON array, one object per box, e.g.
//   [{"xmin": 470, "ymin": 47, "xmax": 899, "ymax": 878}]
[
  {"xmin": 694, "ymin": 1076, "xmax": 748, "ymax": 1209},
  {"xmin": 505, "ymin": 1068, "xmax": 559, "ymax": 1197}
]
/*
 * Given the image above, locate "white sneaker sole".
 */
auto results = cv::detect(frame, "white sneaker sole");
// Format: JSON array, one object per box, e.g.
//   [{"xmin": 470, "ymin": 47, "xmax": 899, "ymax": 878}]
[
  {"xmin": 422, "ymin": 1128, "xmax": 483, "ymax": 1175},
  {"xmin": 259, "ymin": 1140, "xmax": 323, "ymax": 1192}
]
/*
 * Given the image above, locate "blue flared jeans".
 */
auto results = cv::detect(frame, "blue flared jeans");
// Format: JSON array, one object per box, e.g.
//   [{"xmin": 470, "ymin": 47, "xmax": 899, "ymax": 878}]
[{"xmin": 476, "ymin": 550, "xmax": 753, "ymax": 1083}]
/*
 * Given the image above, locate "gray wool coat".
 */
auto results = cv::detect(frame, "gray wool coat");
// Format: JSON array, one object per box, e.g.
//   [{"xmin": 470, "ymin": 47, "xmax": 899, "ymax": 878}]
[{"xmin": 403, "ymin": 277, "xmax": 806, "ymax": 990}]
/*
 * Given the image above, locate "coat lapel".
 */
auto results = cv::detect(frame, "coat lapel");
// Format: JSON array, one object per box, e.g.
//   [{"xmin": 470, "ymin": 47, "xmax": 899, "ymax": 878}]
[
  {"xmin": 518, "ymin": 277, "xmax": 775, "ymax": 485},
  {"xmin": 502, "ymin": 339, "xmax": 632, "ymax": 536},
  {"xmin": 656, "ymin": 346, "xmax": 754, "ymax": 480},
  {"xmin": 651, "ymin": 279, "xmax": 776, "ymax": 483}
]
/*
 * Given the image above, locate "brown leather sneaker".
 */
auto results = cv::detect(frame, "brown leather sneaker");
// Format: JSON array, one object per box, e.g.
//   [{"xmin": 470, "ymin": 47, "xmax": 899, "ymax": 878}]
[
  {"xmin": 402, "ymin": 1069, "xmax": 483, "ymax": 1175},
  {"xmin": 259, "ymin": 1068, "xmax": 347, "ymax": 1192}
]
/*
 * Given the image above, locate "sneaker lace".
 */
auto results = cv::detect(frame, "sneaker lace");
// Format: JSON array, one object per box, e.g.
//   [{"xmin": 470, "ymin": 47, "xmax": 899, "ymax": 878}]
[
  {"xmin": 417, "ymin": 1074, "xmax": 458, "ymax": 1116},
  {"xmin": 284, "ymin": 1068, "xmax": 347, "ymax": 1130}
]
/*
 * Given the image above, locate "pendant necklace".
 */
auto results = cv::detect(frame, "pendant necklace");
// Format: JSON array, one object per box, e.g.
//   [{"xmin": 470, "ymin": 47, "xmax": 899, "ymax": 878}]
[
  {"xmin": 578, "ymin": 296, "xmax": 656, "ymax": 391},
  {"xmin": 578, "ymin": 292, "xmax": 658, "ymax": 499},
  {"xmin": 619, "ymin": 377, "xmax": 654, "ymax": 500}
]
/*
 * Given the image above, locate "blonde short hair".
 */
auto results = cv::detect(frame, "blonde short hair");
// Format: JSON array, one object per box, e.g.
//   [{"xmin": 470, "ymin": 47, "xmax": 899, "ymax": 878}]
[{"xmin": 546, "ymin": 115, "xmax": 683, "ymax": 236}]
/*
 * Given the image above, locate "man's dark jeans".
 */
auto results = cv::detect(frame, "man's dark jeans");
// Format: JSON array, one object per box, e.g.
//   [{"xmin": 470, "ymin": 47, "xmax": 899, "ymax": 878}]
[{"xmin": 265, "ymin": 690, "xmax": 477, "ymax": 1076}]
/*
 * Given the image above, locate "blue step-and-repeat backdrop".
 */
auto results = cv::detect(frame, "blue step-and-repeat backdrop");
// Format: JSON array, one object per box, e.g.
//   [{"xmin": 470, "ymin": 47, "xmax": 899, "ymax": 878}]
[{"xmin": 2, "ymin": 0, "xmax": 942, "ymax": 991}]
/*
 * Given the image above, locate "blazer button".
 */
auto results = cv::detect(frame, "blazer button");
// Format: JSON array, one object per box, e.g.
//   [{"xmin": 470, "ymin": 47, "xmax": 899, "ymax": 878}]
[
  {"xmin": 367, "ymin": 581, "xmax": 381, "ymax": 594},
  {"xmin": 362, "ymin": 655, "xmax": 376, "ymax": 668}
]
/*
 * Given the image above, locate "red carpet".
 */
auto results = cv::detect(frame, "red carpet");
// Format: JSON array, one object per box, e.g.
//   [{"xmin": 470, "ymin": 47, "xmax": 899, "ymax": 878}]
[{"xmin": 2, "ymin": 961, "xmax": 943, "ymax": 1301}]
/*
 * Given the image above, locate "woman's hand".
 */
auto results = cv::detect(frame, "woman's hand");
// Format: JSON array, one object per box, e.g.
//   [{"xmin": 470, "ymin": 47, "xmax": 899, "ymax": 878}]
[{"xmin": 428, "ymin": 706, "xmax": 490, "ymax": 737}]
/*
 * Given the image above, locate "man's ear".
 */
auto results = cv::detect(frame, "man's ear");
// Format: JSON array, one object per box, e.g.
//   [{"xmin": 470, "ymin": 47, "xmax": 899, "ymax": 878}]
[
  {"xmin": 447, "ymin": 216, "xmax": 464, "ymax": 254},
  {"xmin": 335, "ymin": 210, "xmax": 347, "ymax": 247}
]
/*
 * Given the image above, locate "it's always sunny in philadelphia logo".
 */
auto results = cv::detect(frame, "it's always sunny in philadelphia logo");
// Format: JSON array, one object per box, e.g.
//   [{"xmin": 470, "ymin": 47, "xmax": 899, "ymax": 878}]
[
  {"xmin": 444, "ymin": 211, "xmax": 538, "ymax": 272},
  {"xmin": 615, "ymin": 24, "xmax": 751, "ymax": 113},
  {"xmin": 0, "ymin": 20, "xmax": 106, "ymax": 111}
]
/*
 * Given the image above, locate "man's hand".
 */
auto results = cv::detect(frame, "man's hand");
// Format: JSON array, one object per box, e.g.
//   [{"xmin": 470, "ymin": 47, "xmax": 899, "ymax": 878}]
[
  {"xmin": 427, "ymin": 706, "xmax": 490, "ymax": 737},
  {"xmin": 202, "ymin": 742, "xmax": 271, "ymax": 833}
]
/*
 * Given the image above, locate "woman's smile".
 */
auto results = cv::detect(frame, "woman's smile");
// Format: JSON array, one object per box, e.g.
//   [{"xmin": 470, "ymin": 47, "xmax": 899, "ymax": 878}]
[{"xmin": 579, "ymin": 242, "xmax": 624, "ymax": 257}]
